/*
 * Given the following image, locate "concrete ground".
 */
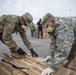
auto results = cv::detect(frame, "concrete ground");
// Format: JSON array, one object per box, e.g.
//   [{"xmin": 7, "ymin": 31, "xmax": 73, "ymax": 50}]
[{"xmin": 0, "ymin": 30, "xmax": 51, "ymax": 58}]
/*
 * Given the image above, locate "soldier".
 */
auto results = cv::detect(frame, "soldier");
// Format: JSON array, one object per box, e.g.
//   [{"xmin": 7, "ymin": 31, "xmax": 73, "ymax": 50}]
[
  {"xmin": 67, "ymin": 19, "xmax": 76, "ymax": 61},
  {"xmin": 0, "ymin": 12, "xmax": 39, "ymax": 56},
  {"xmin": 41, "ymin": 13, "xmax": 74, "ymax": 75},
  {"xmin": 37, "ymin": 18, "xmax": 43, "ymax": 39}
]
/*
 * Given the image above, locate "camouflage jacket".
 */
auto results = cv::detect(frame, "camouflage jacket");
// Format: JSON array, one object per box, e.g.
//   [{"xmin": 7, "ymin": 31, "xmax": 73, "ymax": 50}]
[
  {"xmin": 0, "ymin": 15, "xmax": 32, "ymax": 50},
  {"xmin": 50, "ymin": 20, "xmax": 74, "ymax": 70}
]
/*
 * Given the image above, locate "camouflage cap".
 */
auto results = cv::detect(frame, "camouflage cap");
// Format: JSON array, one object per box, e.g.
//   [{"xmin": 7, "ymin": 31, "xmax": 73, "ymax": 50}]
[
  {"xmin": 22, "ymin": 12, "xmax": 33, "ymax": 26},
  {"xmin": 41, "ymin": 13, "xmax": 55, "ymax": 25},
  {"xmin": 2, "ymin": 15, "xmax": 7, "ymax": 21},
  {"xmin": 0, "ymin": 16, "xmax": 2, "ymax": 22}
]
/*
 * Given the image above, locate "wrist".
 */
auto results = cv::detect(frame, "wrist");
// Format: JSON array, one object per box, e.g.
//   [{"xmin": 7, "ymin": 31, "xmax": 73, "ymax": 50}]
[
  {"xmin": 15, "ymin": 46, "xmax": 20, "ymax": 51},
  {"xmin": 29, "ymin": 48, "xmax": 33, "ymax": 51},
  {"xmin": 17, "ymin": 48, "xmax": 26, "ymax": 55}
]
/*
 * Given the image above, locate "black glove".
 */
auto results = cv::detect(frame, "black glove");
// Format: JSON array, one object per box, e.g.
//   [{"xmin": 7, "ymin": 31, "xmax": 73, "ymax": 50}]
[
  {"xmin": 30, "ymin": 48, "xmax": 39, "ymax": 57},
  {"xmin": 17, "ymin": 48, "xmax": 27, "ymax": 55}
]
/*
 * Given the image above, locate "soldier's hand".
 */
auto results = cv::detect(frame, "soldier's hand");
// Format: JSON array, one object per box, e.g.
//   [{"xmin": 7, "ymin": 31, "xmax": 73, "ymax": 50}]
[
  {"xmin": 41, "ymin": 68, "xmax": 54, "ymax": 75},
  {"xmin": 43, "ymin": 56, "xmax": 51, "ymax": 62},
  {"xmin": 30, "ymin": 48, "xmax": 39, "ymax": 57},
  {"xmin": 17, "ymin": 48, "xmax": 27, "ymax": 55}
]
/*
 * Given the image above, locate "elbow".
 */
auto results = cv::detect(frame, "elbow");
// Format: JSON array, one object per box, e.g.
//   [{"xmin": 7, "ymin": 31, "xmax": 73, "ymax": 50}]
[{"xmin": 2, "ymin": 35, "xmax": 8, "ymax": 42}]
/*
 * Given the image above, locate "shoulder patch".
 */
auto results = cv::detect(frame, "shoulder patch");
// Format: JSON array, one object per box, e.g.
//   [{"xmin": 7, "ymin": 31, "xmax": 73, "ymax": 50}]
[{"xmin": 8, "ymin": 23, "xmax": 15, "ymax": 29}]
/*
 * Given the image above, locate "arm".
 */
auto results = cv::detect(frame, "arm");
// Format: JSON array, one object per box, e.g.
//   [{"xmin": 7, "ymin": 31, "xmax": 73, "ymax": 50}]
[
  {"xmin": 19, "ymin": 27, "xmax": 39, "ymax": 56},
  {"xmin": 19, "ymin": 27, "xmax": 32, "ymax": 49},
  {"xmin": 37, "ymin": 21, "xmax": 39, "ymax": 25}
]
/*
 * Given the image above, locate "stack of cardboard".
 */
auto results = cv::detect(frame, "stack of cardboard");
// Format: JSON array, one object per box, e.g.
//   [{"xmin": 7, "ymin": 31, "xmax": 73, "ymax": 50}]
[
  {"xmin": 0, "ymin": 53, "xmax": 48, "ymax": 75},
  {"xmin": 34, "ymin": 25, "xmax": 38, "ymax": 38},
  {"xmin": 0, "ymin": 53, "xmax": 76, "ymax": 75},
  {"xmin": 54, "ymin": 67, "xmax": 76, "ymax": 75},
  {"xmin": 43, "ymin": 29, "xmax": 50, "ymax": 39},
  {"xmin": 53, "ymin": 60, "xmax": 76, "ymax": 75},
  {"xmin": 34, "ymin": 28, "xmax": 50, "ymax": 39}
]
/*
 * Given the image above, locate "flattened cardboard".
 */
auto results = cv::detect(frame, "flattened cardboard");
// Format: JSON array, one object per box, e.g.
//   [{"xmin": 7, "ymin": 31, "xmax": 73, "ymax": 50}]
[
  {"xmin": 0, "ymin": 67, "xmax": 11, "ymax": 75},
  {"xmin": 0, "ymin": 53, "xmax": 48, "ymax": 75},
  {"xmin": 54, "ymin": 67, "xmax": 76, "ymax": 75},
  {"xmin": 68, "ymin": 60, "xmax": 76, "ymax": 70}
]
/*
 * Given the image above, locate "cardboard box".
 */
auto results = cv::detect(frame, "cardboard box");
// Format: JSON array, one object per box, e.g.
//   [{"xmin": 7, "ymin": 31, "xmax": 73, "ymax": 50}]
[
  {"xmin": 0, "ymin": 67, "xmax": 27, "ymax": 75},
  {"xmin": 34, "ymin": 29, "xmax": 50, "ymax": 38},
  {"xmin": 43, "ymin": 29, "xmax": 50, "ymax": 38},
  {"xmin": 68, "ymin": 60, "xmax": 76, "ymax": 71},
  {"xmin": 1, "ymin": 54, "xmax": 76, "ymax": 75},
  {"xmin": 0, "ymin": 53, "xmax": 48, "ymax": 75},
  {"xmin": 0, "ymin": 67, "xmax": 11, "ymax": 75},
  {"xmin": 54, "ymin": 67, "xmax": 76, "ymax": 75}
]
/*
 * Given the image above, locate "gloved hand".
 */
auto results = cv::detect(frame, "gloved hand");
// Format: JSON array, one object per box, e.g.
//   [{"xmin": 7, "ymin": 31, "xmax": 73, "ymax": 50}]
[
  {"xmin": 43, "ymin": 56, "xmax": 51, "ymax": 62},
  {"xmin": 30, "ymin": 48, "xmax": 39, "ymax": 57},
  {"xmin": 41, "ymin": 68, "xmax": 54, "ymax": 75},
  {"xmin": 17, "ymin": 48, "xmax": 27, "ymax": 55}
]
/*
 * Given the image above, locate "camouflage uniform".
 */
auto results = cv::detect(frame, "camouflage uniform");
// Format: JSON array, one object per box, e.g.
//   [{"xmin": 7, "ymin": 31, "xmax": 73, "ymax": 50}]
[
  {"xmin": 0, "ymin": 14, "xmax": 32, "ymax": 53},
  {"xmin": 41, "ymin": 13, "xmax": 74, "ymax": 70},
  {"xmin": 67, "ymin": 20, "xmax": 76, "ymax": 61}
]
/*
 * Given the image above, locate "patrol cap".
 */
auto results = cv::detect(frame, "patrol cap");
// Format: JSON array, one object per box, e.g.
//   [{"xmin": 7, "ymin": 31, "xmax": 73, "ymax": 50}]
[
  {"xmin": 41, "ymin": 13, "xmax": 55, "ymax": 25},
  {"xmin": 2, "ymin": 15, "xmax": 7, "ymax": 21},
  {"xmin": 22, "ymin": 12, "xmax": 33, "ymax": 26},
  {"xmin": 0, "ymin": 16, "xmax": 2, "ymax": 22}
]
